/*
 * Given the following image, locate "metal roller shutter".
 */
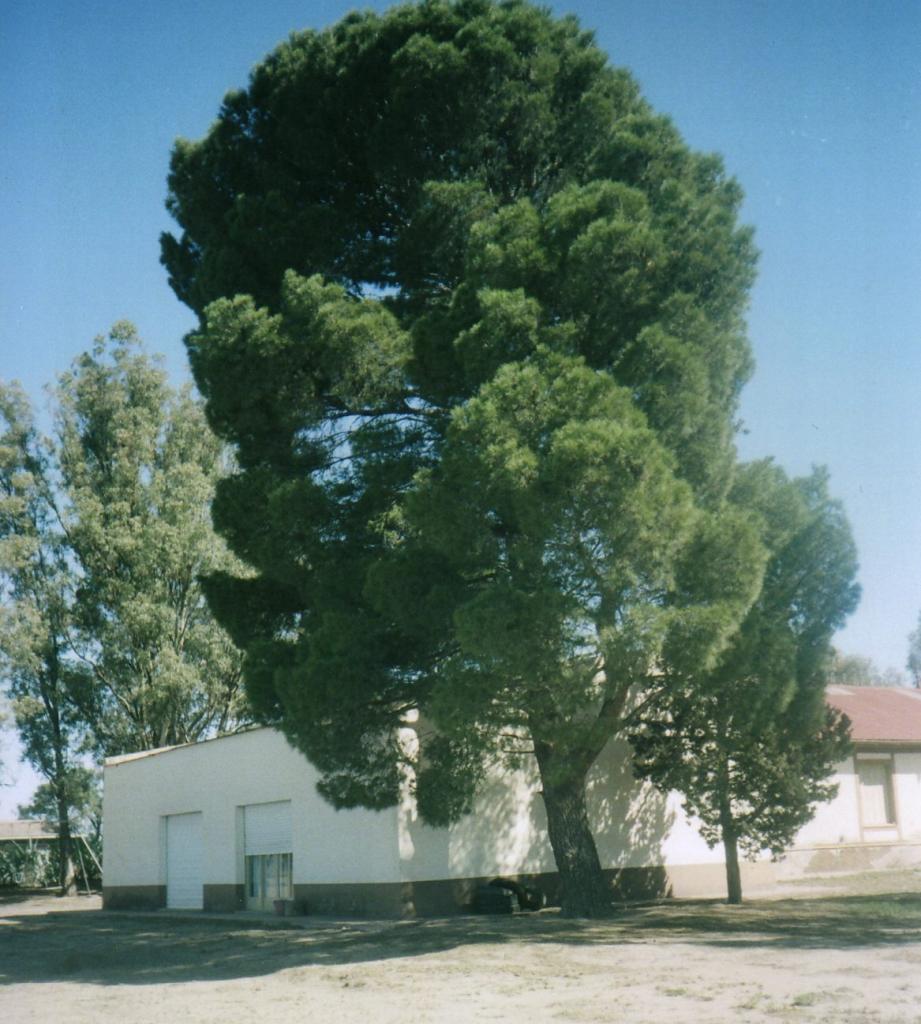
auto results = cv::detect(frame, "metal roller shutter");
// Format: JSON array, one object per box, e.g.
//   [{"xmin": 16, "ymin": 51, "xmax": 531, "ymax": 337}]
[
  {"xmin": 243, "ymin": 801, "xmax": 292, "ymax": 855},
  {"xmin": 166, "ymin": 812, "xmax": 203, "ymax": 909}
]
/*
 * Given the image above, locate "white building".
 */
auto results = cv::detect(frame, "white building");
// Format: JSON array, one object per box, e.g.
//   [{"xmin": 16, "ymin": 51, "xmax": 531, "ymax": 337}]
[
  {"xmin": 102, "ymin": 685, "xmax": 921, "ymax": 915},
  {"xmin": 780, "ymin": 685, "xmax": 921, "ymax": 877}
]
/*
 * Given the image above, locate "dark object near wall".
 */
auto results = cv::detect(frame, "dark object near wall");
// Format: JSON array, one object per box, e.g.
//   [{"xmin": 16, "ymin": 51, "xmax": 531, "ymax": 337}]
[
  {"xmin": 488, "ymin": 877, "xmax": 546, "ymax": 912},
  {"xmin": 472, "ymin": 884, "xmax": 517, "ymax": 914}
]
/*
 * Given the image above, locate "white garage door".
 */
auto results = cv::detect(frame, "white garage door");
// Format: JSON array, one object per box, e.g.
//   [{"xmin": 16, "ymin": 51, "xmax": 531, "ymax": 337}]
[
  {"xmin": 243, "ymin": 801, "xmax": 292, "ymax": 855},
  {"xmin": 166, "ymin": 812, "xmax": 203, "ymax": 909},
  {"xmin": 243, "ymin": 801, "xmax": 293, "ymax": 910}
]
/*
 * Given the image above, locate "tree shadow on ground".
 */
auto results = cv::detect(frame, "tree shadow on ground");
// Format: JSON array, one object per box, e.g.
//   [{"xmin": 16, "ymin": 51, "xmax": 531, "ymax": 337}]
[
  {"xmin": 624, "ymin": 892, "xmax": 921, "ymax": 949},
  {"xmin": 2, "ymin": 889, "xmax": 921, "ymax": 988},
  {"xmin": 0, "ymin": 889, "xmax": 40, "ymax": 906},
  {"xmin": 0, "ymin": 887, "xmax": 62, "ymax": 904}
]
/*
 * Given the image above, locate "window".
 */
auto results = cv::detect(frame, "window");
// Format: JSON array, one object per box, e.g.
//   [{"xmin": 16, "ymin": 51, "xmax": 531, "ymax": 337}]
[
  {"xmin": 857, "ymin": 758, "xmax": 896, "ymax": 828},
  {"xmin": 242, "ymin": 801, "xmax": 293, "ymax": 910},
  {"xmin": 246, "ymin": 852, "xmax": 293, "ymax": 903}
]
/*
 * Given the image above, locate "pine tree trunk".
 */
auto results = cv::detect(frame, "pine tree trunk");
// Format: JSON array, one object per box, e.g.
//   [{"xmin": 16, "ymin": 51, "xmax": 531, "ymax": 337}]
[
  {"xmin": 535, "ymin": 742, "xmax": 612, "ymax": 917},
  {"xmin": 719, "ymin": 798, "xmax": 743, "ymax": 905}
]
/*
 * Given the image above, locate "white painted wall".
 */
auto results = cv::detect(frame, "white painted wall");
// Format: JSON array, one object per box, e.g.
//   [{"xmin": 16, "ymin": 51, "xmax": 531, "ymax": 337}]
[
  {"xmin": 105, "ymin": 725, "xmax": 921, "ymax": 895},
  {"xmin": 447, "ymin": 754, "xmax": 553, "ymax": 878},
  {"xmin": 893, "ymin": 751, "xmax": 921, "ymax": 840},
  {"xmin": 792, "ymin": 757, "xmax": 862, "ymax": 848},
  {"xmin": 394, "ymin": 725, "xmax": 555, "ymax": 883},
  {"xmin": 791, "ymin": 751, "xmax": 921, "ymax": 850},
  {"xmin": 103, "ymin": 728, "xmax": 401, "ymax": 889},
  {"xmin": 397, "ymin": 732, "xmax": 732, "ymax": 883}
]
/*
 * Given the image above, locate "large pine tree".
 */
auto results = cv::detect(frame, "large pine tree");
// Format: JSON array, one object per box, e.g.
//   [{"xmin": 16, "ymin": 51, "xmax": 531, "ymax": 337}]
[{"xmin": 161, "ymin": 0, "xmax": 773, "ymax": 915}]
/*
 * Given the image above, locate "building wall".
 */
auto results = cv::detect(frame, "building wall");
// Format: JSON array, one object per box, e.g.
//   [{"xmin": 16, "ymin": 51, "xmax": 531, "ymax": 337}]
[
  {"xmin": 104, "ymin": 727, "xmax": 921, "ymax": 915},
  {"xmin": 780, "ymin": 749, "xmax": 921, "ymax": 877},
  {"xmin": 793, "ymin": 757, "xmax": 862, "ymax": 849},
  {"xmin": 103, "ymin": 728, "xmax": 401, "ymax": 911},
  {"xmin": 398, "ymin": 732, "xmax": 768, "ymax": 906},
  {"xmin": 893, "ymin": 751, "xmax": 921, "ymax": 839}
]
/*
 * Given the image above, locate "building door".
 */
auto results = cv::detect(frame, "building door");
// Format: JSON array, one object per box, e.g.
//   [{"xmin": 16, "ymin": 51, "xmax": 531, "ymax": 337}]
[
  {"xmin": 243, "ymin": 801, "xmax": 293, "ymax": 910},
  {"xmin": 166, "ymin": 812, "xmax": 203, "ymax": 909}
]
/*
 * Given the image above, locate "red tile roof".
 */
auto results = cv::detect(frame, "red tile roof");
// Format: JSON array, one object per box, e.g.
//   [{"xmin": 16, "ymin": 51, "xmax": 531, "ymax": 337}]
[{"xmin": 826, "ymin": 685, "xmax": 921, "ymax": 744}]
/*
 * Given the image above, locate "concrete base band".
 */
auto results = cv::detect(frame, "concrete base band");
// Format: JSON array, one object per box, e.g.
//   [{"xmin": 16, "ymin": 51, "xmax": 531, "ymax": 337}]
[
  {"xmin": 102, "ymin": 884, "xmax": 245, "ymax": 911},
  {"xmin": 102, "ymin": 885, "xmax": 166, "ymax": 910},
  {"xmin": 779, "ymin": 841, "xmax": 921, "ymax": 877},
  {"xmin": 293, "ymin": 862, "xmax": 779, "ymax": 916},
  {"xmin": 103, "ymin": 863, "xmax": 733, "ymax": 915},
  {"xmin": 100, "ymin": 854, "xmax": 855, "ymax": 916},
  {"xmin": 203, "ymin": 883, "xmax": 246, "ymax": 912}
]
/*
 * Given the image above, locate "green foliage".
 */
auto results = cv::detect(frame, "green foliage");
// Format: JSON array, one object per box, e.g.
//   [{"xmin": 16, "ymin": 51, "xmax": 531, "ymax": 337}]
[
  {"xmin": 1, "ymin": 328, "xmax": 249, "ymax": 873},
  {"xmin": 19, "ymin": 772, "xmax": 102, "ymax": 887},
  {"xmin": 53, "ymin": 324, "xmax": 249, "ymax": 753},
  {"xmin": 0, "ymin": 381, "xmax": 85, "ymax": 890},
  {"xmin": 828, "ymin": 650, "xmax": 905, "ymax": 688},
  {"xmin": 630, "ymin": 465, "xmax": 860, "ymax": 900},
  {"xmin": 0, "ymin": 838, "xmax": 58, "ymax": 888},
  {"xmin": 160, "ymin": 1, "xmax": 815, "ymax": 913},
  {"xmin": 907, "ymin": 616, "xmax": 921, "ymax": 688},
  {"xmin": 19, "ymin": 771, "xmax": 100, "ymax": 838}
]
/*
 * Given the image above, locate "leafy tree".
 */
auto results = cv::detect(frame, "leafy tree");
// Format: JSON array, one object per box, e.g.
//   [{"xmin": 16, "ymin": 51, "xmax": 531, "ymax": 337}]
[
  {"xmin": 19, "ymin": 770, "xmax": 102, "ymax": 888},
  {"xmin": 827, "ymin": 651, "xmax": 882, "ymax": 687},
  {"xmin": 0, "ymin": 701, "xmax": 7, "ymax": 777},
  {"xmin": 828, "ymin": 650, "xmax": 906, "ymax": 688},
  {"xmin": 630, "ymin": 464, "xmax": 859, "ymax": 903},
  {"xmin": 55, "ymin": 325, "xmax": 249, "ymax": 754},
  {"xmin": 2, "ymin": 327, "xmax": 249, "ymax": 873},
  {"xmin": 162, "ymin": 0, "xmax": 770, "ymax": 915},
  {"xmin": 19, "ymin": 772, "xmax": 100, "ymax": 845},
  {"xmin": 907, "ymin": 615, "xmax": 921, "ymax": 688},
  {"xmin": 0, "ymin": 383, "xmax": 83, "ymax": 891}
]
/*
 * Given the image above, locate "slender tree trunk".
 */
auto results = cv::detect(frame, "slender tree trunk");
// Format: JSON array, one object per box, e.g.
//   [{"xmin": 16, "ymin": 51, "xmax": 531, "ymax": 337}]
[
  {"xmin": 50, "ymin": 722, "xmax": 75, "ymax": 896},
  {"xmin": 534, "ymin": 741, "xmax": 612, "ymax": 917},
  {"xmin": 47, "ymin": 664, "xmax": 75, "ymax": 896},
  {"xmin": 719, "ymin": 796, "xmax": 742, "ymax": 905},
  {"xmin": 54, "ymin": 789, "xmax": 75, "ymax": 896}
]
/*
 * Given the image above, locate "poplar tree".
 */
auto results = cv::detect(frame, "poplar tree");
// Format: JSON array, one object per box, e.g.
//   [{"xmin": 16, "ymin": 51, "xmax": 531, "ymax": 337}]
[
  {"xmin": 161, "ymin": 0, "xmax": 769, "ymax": 915},
  {"xmin": 0, "ymin": 384, "xmax": 83, "ymax": 890},
  {"xmin": 1, "ymin": 325, "xmax": 249, "ymax": 854},
  {"xmin": 54, "ymin": 326, "xmax": 249, "ymax": 754}
]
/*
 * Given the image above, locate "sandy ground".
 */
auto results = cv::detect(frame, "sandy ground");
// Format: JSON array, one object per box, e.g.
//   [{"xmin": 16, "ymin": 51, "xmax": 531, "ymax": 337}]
[{"xmin": 3, "ymin": 874, "xmax": 921, "ymax": 1023}]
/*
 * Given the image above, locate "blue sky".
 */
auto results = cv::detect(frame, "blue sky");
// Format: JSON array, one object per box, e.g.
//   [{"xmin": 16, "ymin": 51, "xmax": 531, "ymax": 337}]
[{"xmin": 2, "ymin": 0, "xmax": 919, "ymax": 813}]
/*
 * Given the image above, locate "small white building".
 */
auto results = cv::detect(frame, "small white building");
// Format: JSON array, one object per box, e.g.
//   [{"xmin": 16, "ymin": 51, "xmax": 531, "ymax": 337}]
[
  {"xmin": 780, "ymin": 685, "xmax": 921, "ymax": 877},
  {"xmin": 102, "ymin": 685, "xmax": 921, "ymax": 915}
]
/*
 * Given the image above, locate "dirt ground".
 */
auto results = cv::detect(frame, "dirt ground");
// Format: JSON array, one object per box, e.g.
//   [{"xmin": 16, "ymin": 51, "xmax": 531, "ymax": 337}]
[{"xmin": 3, "ymin": 872, "xmax": 921, "ymax": 1023}]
